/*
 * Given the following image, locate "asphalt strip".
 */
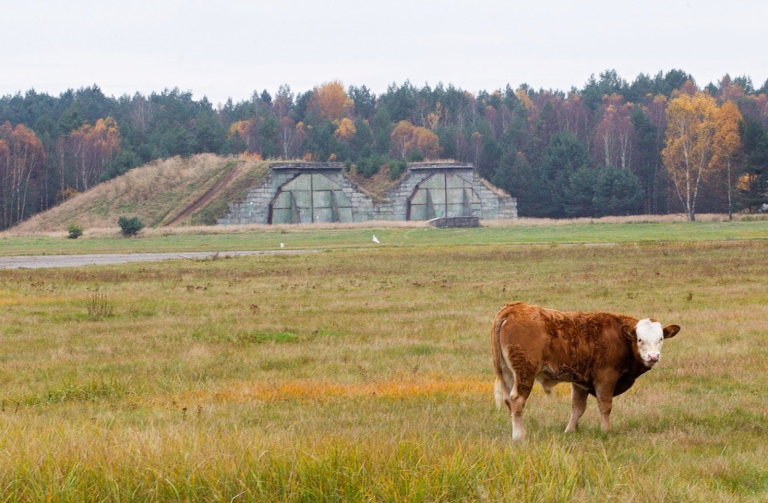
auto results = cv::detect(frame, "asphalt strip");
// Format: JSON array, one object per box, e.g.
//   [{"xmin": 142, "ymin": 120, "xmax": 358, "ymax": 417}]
[{"xmin": 0, "ymin": 250, "xmax": 318, "ymax": 269}]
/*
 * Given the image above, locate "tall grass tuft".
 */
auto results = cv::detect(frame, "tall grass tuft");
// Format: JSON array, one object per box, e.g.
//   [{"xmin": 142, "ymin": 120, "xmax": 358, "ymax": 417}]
[{"xmin": 86, "ymin": 292, "xmax": 114, "ymax": 320}]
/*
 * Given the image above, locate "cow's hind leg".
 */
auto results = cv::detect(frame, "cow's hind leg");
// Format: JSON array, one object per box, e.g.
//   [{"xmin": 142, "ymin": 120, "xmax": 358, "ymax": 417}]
[
  {"xmin": 565, "ymin": 384, "xmax": 589, "ymax": 433},
  {"xmin": 507, "ymin": 356, "xmax": 536, "ymax": 441},
  {"xmin": 495, "ymin": 365, "xmax": 515, "ymax": 411}
]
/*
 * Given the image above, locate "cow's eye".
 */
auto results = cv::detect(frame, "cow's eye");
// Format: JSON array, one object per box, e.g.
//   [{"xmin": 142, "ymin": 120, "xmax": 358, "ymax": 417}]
[{"xmin": 638, "ymin": 340, "xmax": 644, "ymax": 345}]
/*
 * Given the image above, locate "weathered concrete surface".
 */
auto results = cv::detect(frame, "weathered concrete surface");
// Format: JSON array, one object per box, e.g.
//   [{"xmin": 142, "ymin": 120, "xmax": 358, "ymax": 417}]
[
  {"xmin": 218, "ymin": 161, "xmax": 517, "ymax": 225},
  {"xmin": 218, "ymin": 163, "xmax": 375, "ymax": 225},
  {"xmin": 428, "ymin": 216, "xmax": 480, "ymax": 228},
  {"xmin": 0, "ymin": 250, "xmax": 316, "ymax": 269},
  {"xmin": 377, "ymin": 163, "xmax": 517, "ymax": 221}
]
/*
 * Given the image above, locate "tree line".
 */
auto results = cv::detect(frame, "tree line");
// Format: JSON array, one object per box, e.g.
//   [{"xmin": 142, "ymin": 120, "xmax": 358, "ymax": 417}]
[{"xmin": 1, "ymin": 70, "xmax": 767, "ymax": 229}]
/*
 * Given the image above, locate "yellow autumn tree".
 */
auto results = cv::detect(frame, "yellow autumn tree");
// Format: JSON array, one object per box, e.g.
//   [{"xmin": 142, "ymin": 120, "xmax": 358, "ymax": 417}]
[
  {"xmin": 390, "ymin": 121, "xmax": 441, "ymax": 160},
  {"xmin": 311, "ymin": 81, "xmax": 353, "ymax": 121},
  {"xmin": 662, "ymin": 92, "xmax": 719, "ymax": 221},
  {"xmin": 413, "ymin": 127, "xmax": 441, "ymax": 159},
  {"xmin": 334, "ymin": 117, "xmax": 356, "ymax": 141},
  {"xmin": 516, "ymin": 88, "xmax": 534, "ymax": 111},
  {"xmin": 710, "ymin": 100, "xmax": 742, "ymax": 219}
]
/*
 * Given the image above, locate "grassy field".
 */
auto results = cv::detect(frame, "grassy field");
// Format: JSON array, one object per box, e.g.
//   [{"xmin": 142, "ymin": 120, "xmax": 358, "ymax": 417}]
[
  {"xmin": 0, "ymin": 226, "xmax": 767, "ymax": 501},
  {"xmin": 1, "ymin": 218, "xmax": 767, "ymax": 256}
]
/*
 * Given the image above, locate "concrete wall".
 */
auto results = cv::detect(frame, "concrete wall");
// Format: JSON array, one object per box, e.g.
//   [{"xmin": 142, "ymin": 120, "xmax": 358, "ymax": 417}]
[
  {"xmin": 375, "ymin": 164, "xmax": 517, "ymax": 220},
  {"xmin": 218, "ymin": 162, "xmax": 516, "ymax": 225},
  {"xmin": 218, "ymin": 163, "xmax": 375, "ymax": 225}
]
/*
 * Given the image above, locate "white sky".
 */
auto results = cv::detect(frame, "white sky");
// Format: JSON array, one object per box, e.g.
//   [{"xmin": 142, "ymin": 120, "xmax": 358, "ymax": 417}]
[{"xmin": 2, "ymin": 0, "xmax": 767, "ymax": 105}]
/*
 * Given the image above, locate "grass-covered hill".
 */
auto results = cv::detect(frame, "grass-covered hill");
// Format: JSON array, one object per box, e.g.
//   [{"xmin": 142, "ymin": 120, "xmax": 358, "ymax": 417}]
[{"xmin": 13, "ymin": 154, "xmax": 268, "ymax": 233}]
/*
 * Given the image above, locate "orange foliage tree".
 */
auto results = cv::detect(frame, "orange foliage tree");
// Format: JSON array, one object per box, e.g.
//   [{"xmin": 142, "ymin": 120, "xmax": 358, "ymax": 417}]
[
  {"xmin": 311, "ymin": 81, "xmax": 353, "ymax": 121},
  {"xmin": 0, "ymin": 122, "xmax": 46, "ymax": 227},
  {"xmin": 66, "ymin": 117, "xmax": 120, "ymax": 190},
  {"xmin": 390, "ymin": 121, "xmax": 441, "ymax": 160}
]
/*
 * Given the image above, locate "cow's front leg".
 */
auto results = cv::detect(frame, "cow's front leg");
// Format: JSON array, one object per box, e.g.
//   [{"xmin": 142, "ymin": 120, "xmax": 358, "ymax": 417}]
[
  {"xmin": 565, "ymin": 384, "xmax": 589, "ymax": 433},
  {"xmin": 594, "ymin": 377, "xmax": 618, "ymax": 433}
]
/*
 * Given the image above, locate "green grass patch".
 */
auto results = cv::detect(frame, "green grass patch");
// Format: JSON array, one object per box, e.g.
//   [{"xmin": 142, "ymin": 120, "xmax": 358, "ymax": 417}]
[{"xmin": 1, "ymin": 219, "xmax": 767, "ymax": 256}]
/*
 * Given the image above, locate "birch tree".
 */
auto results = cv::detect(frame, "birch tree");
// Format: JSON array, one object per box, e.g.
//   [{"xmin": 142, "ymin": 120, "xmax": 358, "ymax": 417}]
[{"xmin": 662, "ymin": 91, "xmax": 719, "ymax": 221}]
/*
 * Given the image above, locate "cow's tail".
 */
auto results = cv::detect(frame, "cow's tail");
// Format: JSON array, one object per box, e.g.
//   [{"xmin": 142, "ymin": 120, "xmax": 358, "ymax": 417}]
[
  {"xmin": 494, "ymin": 374, "xmax": 506, "ymax": 410},
  {"xmin": 492, "ymin": 303, "xmax": 520, "ymax": 409}
]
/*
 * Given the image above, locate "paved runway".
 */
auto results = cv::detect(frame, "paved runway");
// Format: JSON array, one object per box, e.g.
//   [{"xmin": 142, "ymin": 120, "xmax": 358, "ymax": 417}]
[{"xmin": 0, "ymin": 250, "xmax": 316, "ymax": 269}]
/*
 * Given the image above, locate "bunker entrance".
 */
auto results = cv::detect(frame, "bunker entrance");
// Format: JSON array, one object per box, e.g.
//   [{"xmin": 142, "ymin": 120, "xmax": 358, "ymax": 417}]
[
  {"xmin": 268, "ymin": 173, "xmax": 353, "ymax": 224},
  {"xmin": 407, "ymin": 173, "xmax": 481, "ymax": 220}
]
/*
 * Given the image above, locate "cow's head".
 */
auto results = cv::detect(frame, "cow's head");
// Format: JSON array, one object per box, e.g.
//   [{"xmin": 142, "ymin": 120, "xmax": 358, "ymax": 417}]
[{"xmin": 622, "ymin": 319, "xmax": 680, "ymax": 368}]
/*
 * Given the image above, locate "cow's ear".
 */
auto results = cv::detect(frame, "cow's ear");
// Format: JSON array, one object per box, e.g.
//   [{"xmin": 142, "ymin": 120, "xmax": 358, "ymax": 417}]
[
  {"xmin": 621, "ymin": 325, "xmax": 636, "ymax": 342},
  {"xmin": 663, "ymin": 324, "xmax": 680, "ymax": 339}
]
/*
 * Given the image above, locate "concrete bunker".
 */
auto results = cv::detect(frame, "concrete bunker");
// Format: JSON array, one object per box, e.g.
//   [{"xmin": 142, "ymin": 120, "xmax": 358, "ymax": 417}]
[
  {"xmin": 406, "ymin": 172, "xmax": 481, "ymax": 220},
  {"xmin": 217, "ymin": 161, "xmax": 517, "ymax": 225},
  {"xmin": 268, "ymin": 173, "xmax": 353, "ymax": 224}
]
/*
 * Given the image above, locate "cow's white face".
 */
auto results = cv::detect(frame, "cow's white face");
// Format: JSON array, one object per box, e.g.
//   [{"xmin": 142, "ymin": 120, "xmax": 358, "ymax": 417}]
[
  {"xmin": 635, "ymin": 319, "xmax": 665, "ymax": 367},
  {"xmin": 625, "ymin": 319, "xmax": 681, "ymax": 368}
]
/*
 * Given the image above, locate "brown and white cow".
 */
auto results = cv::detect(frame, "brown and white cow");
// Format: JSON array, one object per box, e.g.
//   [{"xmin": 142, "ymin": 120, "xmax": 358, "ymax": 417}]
[{"xmin": 492, "ymin": 302, "xmax": 680, "ymax": 440}]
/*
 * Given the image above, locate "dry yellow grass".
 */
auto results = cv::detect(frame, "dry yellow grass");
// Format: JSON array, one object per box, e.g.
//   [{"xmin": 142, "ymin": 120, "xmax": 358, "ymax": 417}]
[{"xmin": 165, "ymin": 376, "xmax": 499, "ymax": 405}]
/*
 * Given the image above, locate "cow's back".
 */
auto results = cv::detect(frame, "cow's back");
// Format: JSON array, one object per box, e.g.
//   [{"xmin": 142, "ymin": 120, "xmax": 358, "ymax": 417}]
[{"xmin": 495, "ymin": 302, "xmax": 636, "ymax": 386}]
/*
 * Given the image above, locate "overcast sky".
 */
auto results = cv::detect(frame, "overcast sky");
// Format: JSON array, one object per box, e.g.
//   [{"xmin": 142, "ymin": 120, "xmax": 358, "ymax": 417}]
[{"xmin": 3, "ymin": 0, "xmax": 767, "ymax": 105}]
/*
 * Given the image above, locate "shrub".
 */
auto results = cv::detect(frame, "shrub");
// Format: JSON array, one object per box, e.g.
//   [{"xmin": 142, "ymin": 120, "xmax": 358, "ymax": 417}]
[
  {"xmin": 407, "ymin": 149, "xmax": 425, "ymax": 162},
  {"xmin": 356, "ymin": 154, "xmax": 386, "ymax": 178},
  {"xmin": 66, "ymin": 222, "xmax": 83, "ymax": 239},
  {"xmin": 117, "ymin": 216, "xmax": 144, "ymax": 237},
  {"xmin": 388, "ymin": 159, "xmax": 408, "ymax": 180}
]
